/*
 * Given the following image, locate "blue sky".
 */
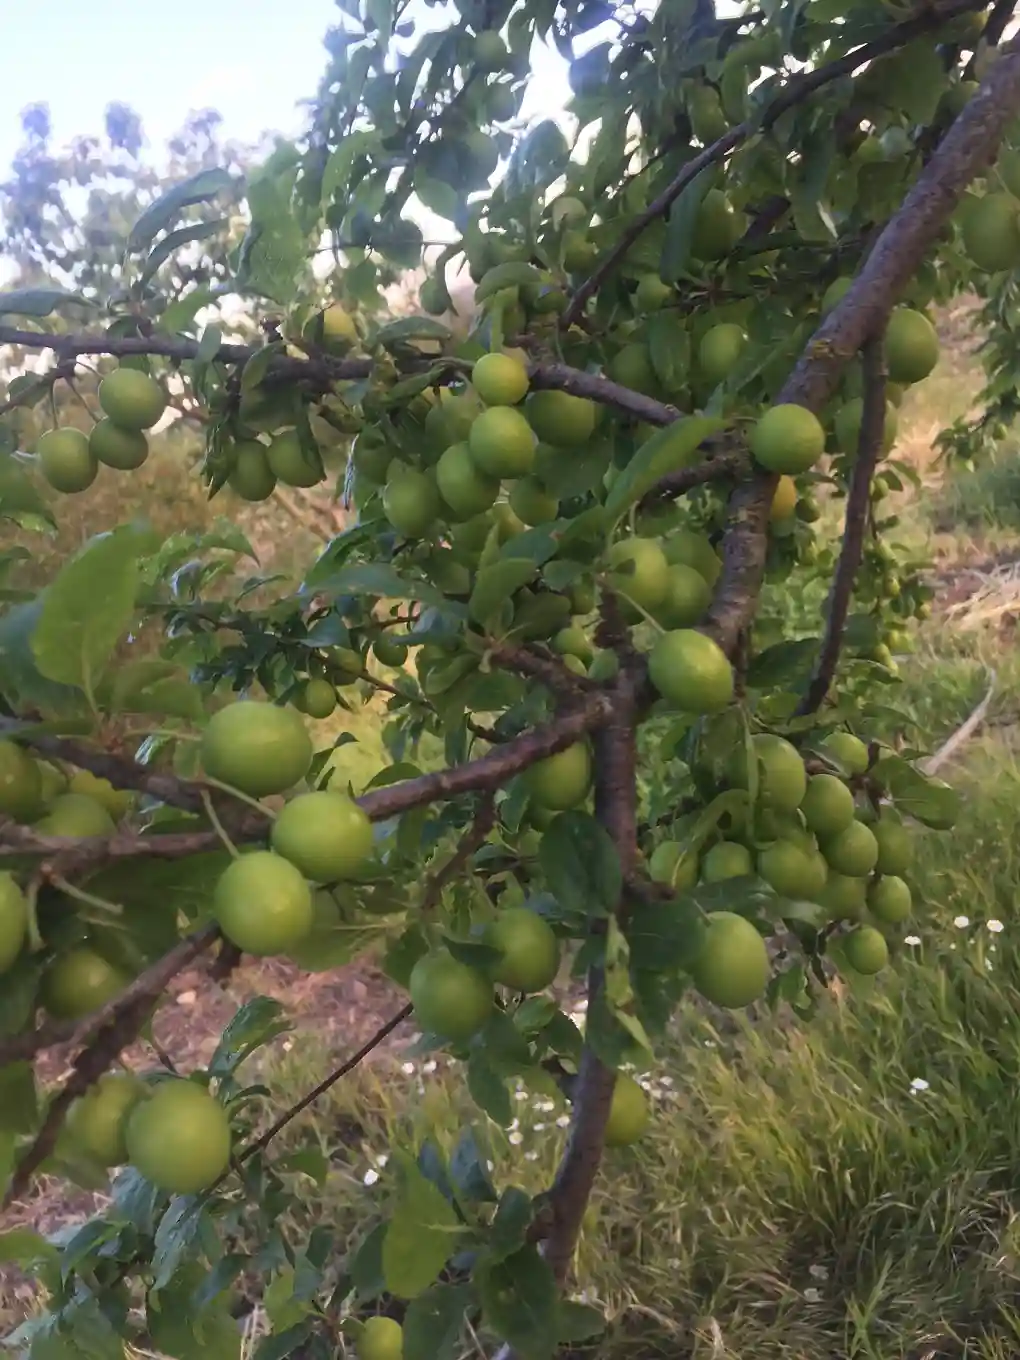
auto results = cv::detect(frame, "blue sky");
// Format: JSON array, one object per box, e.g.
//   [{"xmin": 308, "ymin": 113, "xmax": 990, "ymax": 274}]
[{"xmin": 0, "ymin": 0, "xmax": 340, "ymax": 170}]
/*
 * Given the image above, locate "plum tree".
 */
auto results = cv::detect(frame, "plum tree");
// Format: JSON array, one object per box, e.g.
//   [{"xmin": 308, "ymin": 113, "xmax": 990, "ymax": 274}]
[{"xmin": 0, "ymin": 1, "xmax": 1011, "ymax": 1354}]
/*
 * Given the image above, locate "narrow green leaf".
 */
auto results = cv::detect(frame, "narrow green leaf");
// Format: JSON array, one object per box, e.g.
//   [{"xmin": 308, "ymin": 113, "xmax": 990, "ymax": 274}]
[
  {"xmin": 0, "ymin": 288, "xmax": 92, "ymax": 318},
  {"xmin": 140, "ymin": 220, "xmax": 229, "ymax": 285},
  {"xmin": 604, "ymin": 416, "xmax": 725, "ymax": 519},
  {"xmin": 660, "ymin": 164, "xmax": 714, "ymax": 281},
  {"xmin": 209, "ymin": 998, "xmax": 291, "ymax": 1078},
  {"xmin": 128, "ymin": 168, "xmax": 234, "ymax": 252}
]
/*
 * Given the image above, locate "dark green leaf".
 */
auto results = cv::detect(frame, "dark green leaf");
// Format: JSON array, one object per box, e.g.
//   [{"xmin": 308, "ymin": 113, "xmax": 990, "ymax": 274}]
[
  {"xmin": 627, "ymin": 895, "xmax": 706, "ymax": 972},
  {"xmin": 402, "ymin": 1282, "xmax": 473, "ymax": 1360},
  {"xmin": 0, "ymin": 1228, "xmax": 59, "ymax": 1266},
  {"xmin": 140, "ymin": 220, "xmax": 230, "ymax": 285},
  {"xmin": 556, "ymin": 1300, "xmax": 606, "ymax": 1344},
  {"xmin": 873, "ymin": 753, "xmax": 961, "ymax": 829},
  {"xmin": 489, "ymin": 1187, "xmax": 534, "ymax": 1262},
  {"xmin": 449, "ymin": 1126, "xmax": 498, "ymax": 1204},
  {"xmin": 376, "ymin": 317, "xmax": 452, "ymax": 346},
  {"xmin": 466, "ymin": 1051, "xmax": 513, "ymax": 1126},
  {"xmin": 209, "ymin": 998, "xmax": 291, "ymax": 1078},
  {"xmin": 0, "ymin": 288, "xmax": 92, "ymax": 318},
  {"xmin": 538, "ymin": 811, "xmax": 621, "ymax": 917},
  {"xmin": 128, "ymin": 169, "xmax": 234, "ymax": 252},
  {"xmin": 468, "ymin": 559, "xmax": 538, "ymax": 624},
  {"xmin": 660, "ymin": 164, "xmax": 714, "ymax": 281},
  {"xmin": 476, "ymin": 1245, "xmax": 558, "ymax": 1360},
  {"xmin": 0, "ymin": 1062, "xmax": 38, "ymax": 1134},
  {"xmin": 252, "ymin": 1323, "xmax": 314, "ymax": 1360}
]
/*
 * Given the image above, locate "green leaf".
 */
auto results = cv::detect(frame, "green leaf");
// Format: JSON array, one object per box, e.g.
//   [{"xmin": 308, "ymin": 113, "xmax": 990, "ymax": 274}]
[
  {"xmin": 152, "ymin": 1200, "xmax": 207, "ymax": 1293},
  {"xmin": 312, "ymin": 561, "xmax": 452, "ymax": 610},
  {"xmin": 0, "ymin": 452, "xmax": 55, "ymax": 524},
  {"xmin": 0, "ymin": 287, "xmax": 92, "ymax": 318},
  {"xmin": 140, "ymin": 220, "xmax": 230, "ymax": 285},
  {"xmin": 382, "ymin": 1150, "xmax": 463, "ymax": 1299},
  {"xmin": 604, "ymin": 416, "xmax": 725, "ymax": 518},
  {"xmin": 603, "ymin": 916, "xmax": 652, "ymax": 1056},
  {"xmin": 236, "ymin": 170, "xmax": 308, "ymax": 305},
  {"xmin": 660, "ymin": 164, "xmax": 714, "ymax": 282},
  {"xmin": 468, "ymin": 559, "xmax": 538, "ymax": 624},
  {"xmin": 873, "ymin": 754, "xmax": 961, "ymax": 829},
  {"xmin": 402, "ymin": 1282, "xmax": 473, "ymax": 1360},
  {"xmin": 128, "ymin": 168, "xmax": 234, "ymax": 252},
  {"xmin": 209, "ymin": 998, "xmax": 291, "ymax": 1078},
  {"xmin": 0, "ymin": 1227, "xmax": 59, "ymax": 1266},
  {"xmin": 556, "ymin": 1300, "xmax": 606, "ymax": 1344},
  {"xmin": 375, "ymin": 317, "xmax": 452, "ymax": 346},
  {"xmin": 476, "ymin": 1245, "xmax": 558, "ymax": 1360},
  {"xmin": 252, "ymin": 1323, "xmax": 315, "ymax": 1360},
  {"xmin": 538, "ymin": 811, "xmax": 621, "ymax": 917},
  {"xmin": 449, "ymin": 1126, "xmax": 498, "ymax": 1204},
  {"xmin": 160, "ymin": 287, "xmax": 217, "ymax": 334},
  {"xmin": 489, "ymin": 1187, "xmax": 534, "ymax": 1262},
  {"xmin": 627, "ymin": 895, "xmax": 706, "ymax": 972},
  {"xmin": 351, "ymin": 1222, "xmax": 388, "ymax": 1299},
  {"xmin": 147, "ymin": 1263, "xmax": 240, "ymax": 1360},
  {"xmin": 31, "ymin": 528, "xmax": 146, "ymax": 694},
  {"xmin": 467, "ymin": 1051, "xmax": 513, "ymax": 1126},
  {"xmin": 109, "ymin": 659, "xmax": 205, "ymax": 720}
]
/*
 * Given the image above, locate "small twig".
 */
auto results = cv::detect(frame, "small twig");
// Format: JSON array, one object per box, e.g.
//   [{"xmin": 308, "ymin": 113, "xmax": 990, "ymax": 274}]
[
  {"xmin": 560, "ymin": 0, "xmax": 989, "ymax": 328},
  {"xmin": 920, "ymin": 670, "xmax": 996, "ymax": 774},
  {"xmin": 419, "ymin": 795, "xmax": 497, "ymax": 914},
  {"xmin": 637, "ymin": 448, "xmax": 749, "ymax": 510},
  {"xmin": 235, "ymin": 1003, "xmax": 414, "ymax": 1165},
  {"xmin": 797, "ymin": 334, "xmax": 887, "ymax": 715}
]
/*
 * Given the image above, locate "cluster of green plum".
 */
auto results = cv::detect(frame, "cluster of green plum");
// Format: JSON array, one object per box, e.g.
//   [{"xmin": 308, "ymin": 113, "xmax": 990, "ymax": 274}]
[
  {"xmin": 648, "ymin": 728, "xmax": 922, "ymax": 1008},
  {"xmin": 35, "ymin": 368, "xmax": 167, "ymax": 494}
]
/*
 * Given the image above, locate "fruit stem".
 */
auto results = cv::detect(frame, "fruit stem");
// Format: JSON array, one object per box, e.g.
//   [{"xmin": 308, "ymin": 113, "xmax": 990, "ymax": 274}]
[
  {"xmin": 201, "ymin": 791, "xmax": 242, "ymax": 859},
  {"xmin": 49, "ymin": 875, "xmax": 124, "ymax": 919}
]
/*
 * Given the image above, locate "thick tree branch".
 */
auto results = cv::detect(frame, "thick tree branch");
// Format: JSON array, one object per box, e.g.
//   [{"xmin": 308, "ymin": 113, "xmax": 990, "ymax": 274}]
[
  {"xmin": 1, "ymin": 925, "xmax": 218, "ymax": 1204},
  {"xmin": 0, "ymin": 925, "xmax": 218, "ymax": 1069},
  {"xmin": 560, "ymin": 0, "xmax": 988, "ymax": 329},
  {"xmin": 703, "ymin": 35, "xmax": 1020, "ymax": 657},
  {"xmin": 797, "ymin": 336, "xmax": 887, "ymax": 714}
]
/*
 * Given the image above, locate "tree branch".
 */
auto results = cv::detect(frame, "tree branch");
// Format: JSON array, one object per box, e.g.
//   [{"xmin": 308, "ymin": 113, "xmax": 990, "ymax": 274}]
[
  {"xmin": 703, "ymin": 35, "xmax": 1020, "ymax": 658},
  {"xmin": 419, "ymin": 795, "xmax": 497, "ymax": 914},
  {"xmin": 540, "ymin": 666, "xmax": 640, "ymax": 1284},
  {"xmin": 797, "ymin": 336, "xmax": 887, "ymax": 714},
  {"xmin": 0, "ymin": 925, "xmax": 218, "ymax": 1068},
  {"xmin": 0, "ymin": 327, "xmax": 682, "ymax": 430},
  {"xmin": 636, "ymin": 447, "xmax": 749, "ymax": 510},
  {"xmin": 560, "ymin": 0, "xmax": 990, "ymax": 329},
  {"xmin": 1, "ymin": 925, "xmax": 218, "ymax": 1205}
]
